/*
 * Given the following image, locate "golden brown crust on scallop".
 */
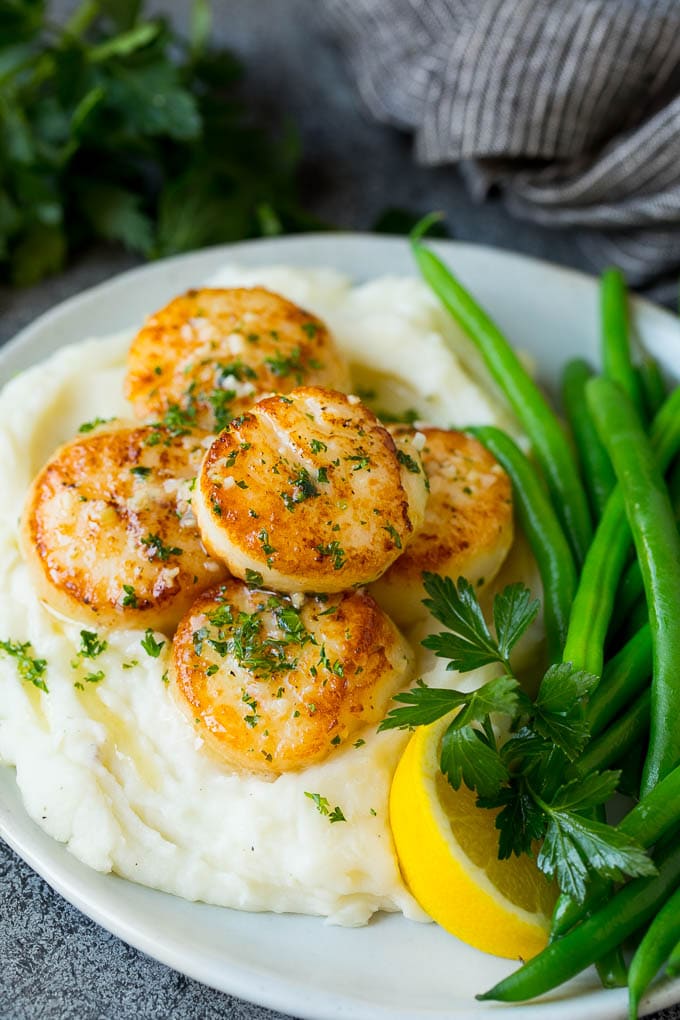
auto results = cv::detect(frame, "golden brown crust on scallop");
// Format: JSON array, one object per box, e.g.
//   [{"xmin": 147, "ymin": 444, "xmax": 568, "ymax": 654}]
[
  {"xmin": 20, "ymin": 422, "xmax": 228, "ymax": 631},
  {"xmin": 125, "ymin": 287, "xmax": 351, "ymax": 431},
  {"xmin": 370, "ymin": 428, "xmax": 514, "ymax": 624},
  {"xmin": 193, "ymin": 387, "xmax": 429, "ymax": 593},
  {"xmin": 171, "ymin": 580, "xmax": 413, "ymax": 775}
]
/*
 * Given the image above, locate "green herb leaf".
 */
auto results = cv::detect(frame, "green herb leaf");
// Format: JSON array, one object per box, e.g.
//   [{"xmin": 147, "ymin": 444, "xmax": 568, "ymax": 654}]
[
  {"xmin": 141, "ymin": 629, "xmax": 165, "ymax": 658},
  {"xmin": 422, "ymin": 573, "xmax": 502, "ymax": 669},
  {"xmin": 537, "ymin": 811, "xmax": 656, "ymax": 904},
  {"xmin": 492, "ymin": 583, "xmax": 540, "ymax": 663},
  {"xmin": 533, "ymin": 663, "xmax": 599, "ymax": 758},
  {"xmin": 0, "ymin": 639, "xmax": 48, "ymax": 692},
  {"xmin": 78, "ymin": 630, "xmax": 107, "ymax": 659},
  {"xmin": 478, "ymin": 780, "xmax": 547, "ymax": 859},
  {"xmin": 304, "ymin": 791, "xmax": 346, "ymax": 823},
  {"xmin": 440, "ymin": 724, "xmax": 508, "ymax": 800},
  {"xmin": 78, "ymin": 416, "xmax": 114, "ymax": 433}
]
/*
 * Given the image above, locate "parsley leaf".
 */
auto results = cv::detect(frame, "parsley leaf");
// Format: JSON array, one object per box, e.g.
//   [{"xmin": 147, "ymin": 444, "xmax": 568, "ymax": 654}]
[
  {"xmin": 379, "ymin": 675, "xmax": 519, "ymax": 731},
  {"xmin": 422, "ymin": 574, "xmax": 505, "ymax": 672},
  {"xmin": 141, "ymin": 532, "xmax": 182, "ymax": 562},
  {"xmin": 0, "ymin": 639, "xmax": 48, "ymax": 693},
  {"xmin": 304, "ymin": 791, "xmax": 346, "ymax": 823},
  {"xmin": 532, "ymin": 663, "xmax": 599, "ymax": 758},
  {"xmin": 440, "ymin": 724, "xmax": 508, "ymax": 800},
  {"xmin": 423, "ymin": 575, "xmax": 539, "ymax": 673},
  {"xmin": 537, "ymin": 810, "xmax": 657, "ymax": 904},
  {"xmin": 141, "ymin": 629, "xmax": 165, "ymax": 658},
  {"xmin": 492, "ymin": 583, "xmax": 540, "ymax": 663},
  {"xmin": 78, "ymin": 416, "xmax": 114, "ymax": 433},
  {"xmin": 78, "ymin": 630, "xmax": 107, "ymax": 659}
]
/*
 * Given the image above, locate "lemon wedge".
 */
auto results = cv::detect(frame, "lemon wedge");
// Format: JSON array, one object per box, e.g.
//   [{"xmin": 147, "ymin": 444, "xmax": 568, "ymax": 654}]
[{"xmin": 390, "ymin": 712, "xmax": 557, "ymax": 960}]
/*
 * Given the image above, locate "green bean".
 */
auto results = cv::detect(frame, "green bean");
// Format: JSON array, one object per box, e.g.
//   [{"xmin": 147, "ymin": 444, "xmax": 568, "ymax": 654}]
[
  {"xmin": 638, "ymin": 356, "xmax": 667, "ymax": 420},
  {"xmin": 614, "ymin": 459, "xmax": 680, "ymax": 631},
  {"xmin": 552, "ymin": 760, "xmax": 680, "ymax": 939},
  {"xmin": 666, "ymin": 939, "xmax": 680, "ymax": 977},
  {"xmin": 467, "ymin": 426, "xmax": 576, "ymax": 662},
  {"xmin": 628, "ymin": 883, "xmax": 680, "ymax": 1019},
  {"xmin": 577, "ymin": 690, "xmax": 649, "ymax": 776},
  {"xmin": 627, "ymin": 599, "xmax": 651, "ymax": 641},
  {"xmin": 561, "ymin": 387, "xmax": 680, "ymax": 680},
  {"xmin": 412, "ymin": 233, "xmax": 592, "ymax": 565},
  {"xmin": 587, "ymin": 624, "xmax": 651, "ymax": 737},
  {"xmin": 617, "ymin": 562, "xmax": 645, "ymax": 630},
  {"xmin": 562, "ymin": 359, "xmax": 616, "ymax": 519},
  {"xmin": 478, "ymin": 838, "xmax": 680, "ymax": 1003},
  {"xmin": 601, "ymin": 268, "xmax": 645, "ymax": 417},
  {"xmin": 587, "ymin": 378, "xmax": 680, "ymax": 796}
]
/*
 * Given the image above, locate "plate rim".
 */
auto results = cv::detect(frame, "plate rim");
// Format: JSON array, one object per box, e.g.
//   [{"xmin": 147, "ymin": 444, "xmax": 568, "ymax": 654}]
[{"xmin": 2, "ymin": 233, "xmax": 680, "ymax": 1020}]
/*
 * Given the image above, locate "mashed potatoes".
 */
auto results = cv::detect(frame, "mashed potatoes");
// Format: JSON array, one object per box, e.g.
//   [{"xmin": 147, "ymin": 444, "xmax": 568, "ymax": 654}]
[{"xmin": 0, "ymin": 265, "xmax": 524, "ymax": 926}]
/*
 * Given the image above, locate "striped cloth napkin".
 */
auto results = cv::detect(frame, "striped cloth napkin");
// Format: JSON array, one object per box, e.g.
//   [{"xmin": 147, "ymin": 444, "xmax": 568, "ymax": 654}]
[{"xmin": 319, "ymin": 0, "xmax": 680, "ymax": 294}]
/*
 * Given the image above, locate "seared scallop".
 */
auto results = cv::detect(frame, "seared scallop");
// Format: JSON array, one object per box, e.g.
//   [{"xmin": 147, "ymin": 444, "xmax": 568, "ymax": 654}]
[
  {"xmin": 193, "ymin": 387, "xmax": 429, "ymax": 593},
  {"xmin": 125, "ymin": 287, "xmax": 351, "ymax": 432},
  {"xmin": 370, "ymin": 427, "xmax": 514, "ymax": 625},
  {"xmin": 20, "ymin": 422, "xmax": 228, "ymax": 631},
  {"xmin": 171, "ymin": 579, "xmax": 413, "ymax": 775}
]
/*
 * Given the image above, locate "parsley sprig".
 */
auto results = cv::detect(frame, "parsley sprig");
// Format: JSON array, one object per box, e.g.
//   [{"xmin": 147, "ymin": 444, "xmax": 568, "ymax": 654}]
[
  {"xmin": 380, "ymin": 573, "xmax": 655, "ymax": 903},
  {"xmin": 0, "ymin": 1, "xmax": 318, "ymax": 286}
]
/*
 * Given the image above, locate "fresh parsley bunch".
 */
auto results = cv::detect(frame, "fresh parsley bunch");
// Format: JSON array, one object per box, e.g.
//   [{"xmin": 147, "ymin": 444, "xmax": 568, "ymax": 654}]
[
  {"xmin": 0, "ymin": 0, "xmax": 317, "ymax": 285},
  {"xmin": 379, "ymin": 573, "xmax": 656, "ymax": 903}
]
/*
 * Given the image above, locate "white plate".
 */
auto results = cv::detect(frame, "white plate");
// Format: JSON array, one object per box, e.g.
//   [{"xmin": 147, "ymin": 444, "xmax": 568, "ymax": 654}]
[{"xmin": 2, "ymin": 234, "xmax": 680, "ymax": 1020}]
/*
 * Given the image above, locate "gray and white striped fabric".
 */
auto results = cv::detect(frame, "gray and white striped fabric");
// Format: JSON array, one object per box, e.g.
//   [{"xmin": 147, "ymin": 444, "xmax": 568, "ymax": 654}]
[{"xmin": 319, "ymin": 0, "xmax": 680, "ymax": 291}]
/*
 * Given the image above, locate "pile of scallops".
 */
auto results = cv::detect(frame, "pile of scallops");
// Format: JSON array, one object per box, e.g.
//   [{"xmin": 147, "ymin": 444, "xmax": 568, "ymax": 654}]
[{"xmin": 20, "ymin": 287, "xmax": 513, "ymax": 777}]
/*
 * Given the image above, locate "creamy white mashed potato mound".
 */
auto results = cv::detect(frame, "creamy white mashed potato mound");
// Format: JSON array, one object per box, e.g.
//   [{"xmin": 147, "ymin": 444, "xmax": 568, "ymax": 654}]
[{"xmin": 0, "ymin": 264, "xmax": 521, "ymax": 925}]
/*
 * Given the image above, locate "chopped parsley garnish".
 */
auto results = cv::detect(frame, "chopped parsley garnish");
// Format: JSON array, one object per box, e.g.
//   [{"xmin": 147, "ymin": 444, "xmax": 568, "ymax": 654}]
[
  {"xmin": 209, "ymin": 388, "xmax": 236, "ymax": 432},
  {"xmin": 345, "ymin": 453, "xmax": 371, "ymax": 471},
  {"xmin": 353, "ymin": 738, "xmax": 365, "ymax": 749},
  {"xmin": 310, "ymin": 439, "xmax": 327, "ymax": 454},
  {"xmin": 0, "ymin": 639, "xmax": 48, "ymax": 692},
  {"xmin": 304, "ymin": 791, "xmax": 346, "ymax": 823},
  {"xmin": 245, "ymin": 569, "xmax": 264, "ymax": 586},
  {"xmin": 121, "ymin": 584, "xmax": 138, "ymax": 608},
  {"xmin": 315, "ymin": 541, "xmax": 346, "ymax": 570},
  {"xmin": 78, "ymin": 416, "xmax": 114, "ymax": 433},
  {"xmin": 317, "ymin": 466, "xmax": 329, "ymax": 484},
  {"xmin": 141, "ymin": 629, "xmax": 165, "ymax": 658},
  {"xmin": 258, "ymin": 529, "xmax": 276, "ymax": 566},
  {"xmin": 376, "ymin": 408, "xmax": 419, "ymax": 425},
  {"xmin": 193, "ymin": 597, "xmax": 312, "ymax": 679},
  {"xmin": 160, "ymin": 401, "xmax": 196, "ymax": 437},
  {"xmin": 83, "ymin": 670, "xmax": 105, "ymax": 684},
  {"xmin": 78, "ymin": 630, "xmax": 107, "ymax": 659},
  {"xmin": 265, "ymin": 346, "xmax": 304, "ymax": 381},
  {"xmin": 281, "ymin": 468, "xmax": 318, "ymax": 511},
  {"xmin": 396, "ymin": 448, "xmax": 421, "ymax": 474},
  {"xmin": 130, "ymin": 466, "xmax": 151, "ymax": 478},
  {"xmin": 141, "ymin": 533, "xmax": 182, "ymax": 561},
  {"xmin": 301, "ymin": 322, "xmax": 319, "ymax": 338},
  {"xmin": 218, "ymin": 360, "xmax": 257, "ymax": 383},
  {"xmin": 383, "ymin": 523, "xmax": 402, "ymax": 549}
]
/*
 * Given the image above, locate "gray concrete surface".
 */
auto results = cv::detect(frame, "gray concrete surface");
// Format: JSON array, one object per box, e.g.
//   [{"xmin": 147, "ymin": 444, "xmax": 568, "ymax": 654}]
[{"xmin": 1, "ymin": 3, "xmax": 678, "ymax": 1018}]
